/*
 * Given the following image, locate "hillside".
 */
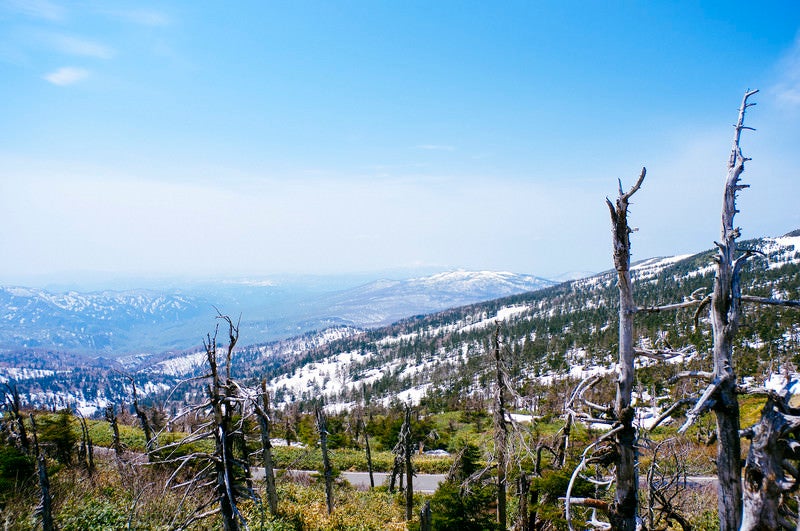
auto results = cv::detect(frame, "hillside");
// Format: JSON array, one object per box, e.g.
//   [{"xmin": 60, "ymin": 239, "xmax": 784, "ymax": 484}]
[
  {"xmin": 2, "ymin": 232, "xmax": 797, "ymax": 417},
  {"xmin": 0, "ymin": 270, "xmax": 552, "ymax": 356},
  {"xmin": 249, "ymin": 233, "xmax": 800, "ymax": 414}
]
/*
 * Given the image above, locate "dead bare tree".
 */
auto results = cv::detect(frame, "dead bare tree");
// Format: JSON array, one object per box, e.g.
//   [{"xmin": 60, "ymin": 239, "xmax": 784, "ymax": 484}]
[
  {"xmin": 492, "ymin": 325, "xmax": 509, "ymax": 529},
  {"xmin": 127, "ymin": 374, "xmax": 156, "ymax": 460},
  {"xmin": 403, "ymin": 404, "xmax": 414, "ymax": 522},
  {"xmin": 106, "ymin": 404, "xmax": 123, "ymax": 459},
  {"xmin": 675, "ymin": 88, "xmax": 761, "ymax": 531},
  {"xmin": 652, "ymin": 88, "xmax": 800, "ymax": 530},
  {"xmin": 565, "ymin": 169, "xmax": 648, "ymax": 530},
  {"xmin": 361, "ymin": 417, "xmax": 375, "ymax": 489},
  {"xmin": 739, "ymin": 376, "xmax": 800, "ymax": 529},
  {"xmin": 3, "ymin": 384, "xmax": 29, "ymax": 454},
  {"xmin": 420, "ymin": 500, "xmax": 432, "ymax": 531},
  {"xmin": 566, "ymin": 168, "xmax": 706, "ymax": 530},
  {"xmin": 253, "ymin": 379, "xmax": 278, "ymax": 515},
  {"xmin": 642, "ymin": 438, "xmax": 693, "ymax": 531},
  {"xmin": 605, "ymin": 168, "xmax": 647, "ymax": 531},
  {"xmin": 653, "ymin": 88, "xmax": 787, "ymax": 530},
  {"xmin": 30, "ymin": 414, "xmax": 54, "ymax": 531},
  {"xmin": 76, "ymin": 410, "xmax": 95, "ymax": 475},
  {"xmin": 159, "ymin": 314, "xmax": 257, "ymax": 531},
  {"xmin": 316, "ymin": 406, "xmax": 334, "ymax": 515}
]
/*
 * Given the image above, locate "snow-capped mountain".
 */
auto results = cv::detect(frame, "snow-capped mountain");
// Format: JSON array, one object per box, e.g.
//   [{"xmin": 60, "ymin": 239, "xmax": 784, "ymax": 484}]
[
  {"xmin": 0, "ymin": 270, "xmax": 553, "ymax": 356},
  {"xmin": 255, "ymin": 233, "xmax": 800, "ymax": 412},
  {"xmin": 0, "ymin": 287, "xmax": 207, "ymax": 352},
  {"xmin": 2, "ymin": 232, "xmax": 798, "ymax": 417},
  {"xmin": 307, "ymin": 270, "xmax": 554, "ymax": 326}
]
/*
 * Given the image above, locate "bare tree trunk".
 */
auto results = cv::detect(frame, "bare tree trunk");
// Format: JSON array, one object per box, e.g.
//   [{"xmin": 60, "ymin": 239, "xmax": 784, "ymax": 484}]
[
  {"xmin": 205, "ymin": 320, "xmax": 242, "ymax": 531},
  {"xmin": 316, "ymin": 406, "xmax": 334, "ymax": 515},
  {"xmin": 105, "ymin": 404, "xmax": 122, "ymax": 459},
  {"xmin": 740, "ymin": 384, "xmax": 800, "ymax": 530},
  {"xmin": 30, "ymin": 415, "xmax": 54, "ymax": 531},
  {"xmin": 708, "ymin": 92, "xmax": 761, "ymax": 531},
  {"xmin": 77, "ymin": 411, "xmax": 94, "ymax": 475},
  {"xmin": 257, "ymin": 380, "xmax": 278, "ymax": 515},
  {"xmin": 362, "ymin": 419, "xmax": 374, "ymax": 489},
  {"xmin": 404, "ymin": 405, "xmax": 414, "ymax": 522},
  {"xmin": 492, "ymin": 326, "xmax": 508, "ymax": 530},
  {"xmin": 675, "ymin": 89, "xmax": 758, "ymax": 531},
  {"xmin": 606, "ymin": 168, "xmax": 646, "ymax": 531},
  {"xmin": 36, "ymin": 454, "xmax": 54, "ymax": 531},
  {"xmin": 4, "ymin": 384, "xmax": 29, "ymax": 454},
  {"xmin": 530, "ymin": 486, "xmax": 540, "ymax": 531},
  {"xmin": 740, "ymin": 396, "xmax": 784, "ymax": 530},
  {"xmin": 557, "ymin": 413, "xmax": 572, "ymax": 469},
  {"xmin": 518, "ymin": 474, "xmax": 530, "ymax": 531},
  {"xmin": 128, "ymin": 376, "xmax": 155, "ymax": 460},
  {"xmin": 419, "ymin": 500, "xmax": 431, "ymax": 531},
  {"xmin": 389, "ymin": 452, "xmax": 401, "ymax": 493}
]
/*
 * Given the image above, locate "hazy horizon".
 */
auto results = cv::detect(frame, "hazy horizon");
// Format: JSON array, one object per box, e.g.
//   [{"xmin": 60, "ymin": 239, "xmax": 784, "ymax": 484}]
[{"xmin": 2, "ymin": 2, "xmax": 799, "ymax": 285}]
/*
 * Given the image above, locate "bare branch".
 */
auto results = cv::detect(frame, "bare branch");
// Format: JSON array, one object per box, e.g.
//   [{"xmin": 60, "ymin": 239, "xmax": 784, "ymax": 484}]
[
  {"xmin": 669, "ymin": 371, "xmax": 714, "ymax": 384},
  {"xmin": 649, "ymin": 398, "xmax": 695, "ymax": 431},
  {"xmin": 636, "ymin": 347, "xmax": 695, "ymax": 361},
  {"xmin": 678, "ymin": 377, "xmax": 726, "ymax": 434},
  {"xmin": 562, "ymin": 498, "xmax": 610, "ymax": 511},
  {"xmin": 693, "ymin": 295, "xmax": 712, "ymax": 328},
  {"xmin": 637, "ymin": 292, "xmax": 708, "ymax": 314},
  {"xmin": 739, "ymin": 295, "xmax": 800, "ymax": 308}
]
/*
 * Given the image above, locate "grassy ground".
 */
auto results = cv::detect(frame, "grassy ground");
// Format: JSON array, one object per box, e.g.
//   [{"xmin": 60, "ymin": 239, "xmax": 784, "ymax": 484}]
[{"xmin": 0, "ymin": 451, "xmax": 422, "ymax": 530}]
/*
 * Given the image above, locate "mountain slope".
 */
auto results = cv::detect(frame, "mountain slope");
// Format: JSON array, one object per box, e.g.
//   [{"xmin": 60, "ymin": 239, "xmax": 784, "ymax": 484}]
[
  {"xmin": 305, "ymin": 270, "xmax": 554, "ymax": 326},
  {"xmin": 251, "ymin": 233, "xmax": 800, "ymax": 410},
  {"xmin": 2, "ymin": 233, "xmax": 798, "ymax": 416},
  {"xmin": 0, "ymin": 271, "xmax": 552, "ymax": 356}
]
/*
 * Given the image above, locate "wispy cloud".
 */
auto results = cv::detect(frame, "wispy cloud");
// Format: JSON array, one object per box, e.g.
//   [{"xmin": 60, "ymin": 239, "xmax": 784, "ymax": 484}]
[
  {"xmin": 5, "ymin": 0, "xmax": 64, "ymax": 21},
  {"xmin": 44, "ymin": 66, "xmax": 88, "ymax": 86},
  {"xmin": 50, "ymin": 34, "xmax": 114, "ymax": 59},
  {"xmin": 772, "ymin": 34, "xmax": 800, "ymax": 108},
  {"xmin": 415, "ymin": 144, "xmax": 456, "ymax": 151},
  {"xmin": 100, "ymin": 8, "xmax": 170, "ymax": 27}
]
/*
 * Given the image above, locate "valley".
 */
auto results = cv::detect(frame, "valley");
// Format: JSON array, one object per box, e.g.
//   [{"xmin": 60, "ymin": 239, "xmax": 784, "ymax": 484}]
[{"xmin": 2, "ymin": 232, "xmax": 798, "ymax": 421}]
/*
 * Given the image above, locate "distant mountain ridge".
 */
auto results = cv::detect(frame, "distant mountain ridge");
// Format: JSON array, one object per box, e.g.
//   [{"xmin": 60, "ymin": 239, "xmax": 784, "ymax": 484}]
[
  {"xmin": 0, "ymin": 270, "xmax": 554, "ymax": 356},
  {"xmin": 0, "ymin": 232, "xmax": 798, "ymax": 416},
  {"xmin": 309, "ymin": 270, "xmax": 554, "ymax": 326}
]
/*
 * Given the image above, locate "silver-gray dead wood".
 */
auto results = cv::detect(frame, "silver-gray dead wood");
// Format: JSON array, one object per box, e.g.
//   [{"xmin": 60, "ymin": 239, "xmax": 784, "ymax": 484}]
[
  {"xmin": 316, "ymin": 406, "xmax": 334, "ymax": 515},
  {"xmin": 404, "ymin": 404, "xmax": 415, "ymax": 521},
  {"xmin": 564, "ymin": 168, "xmax": 647, "ymax": 531},
  {"xmin": 159, "ymin": 314, "xmax": 258, "ymax": 531},
  {"xmin": 3, "ymin": 384, "xmax": 29, "ymax": 455},
  {"xmin": 30, "ymin": 415, "xmax": 54, "ymax": 531},
  {"xmin": 493, "ymin": 325, "xmax": 509, "ymax": 529},
  {"xmin": 255, "ymin": 379, "xmax": 278, "ymax": 515},
  {"xmin": 740, "ymin": 380, "xmax": 800, "ymax": 530},
  {"xmin": 677, "ymin": 89, "xmax": 758, "ymax": 531},
  {"xmin": 605, "ymin": 167, "xmax": 646, "ymax": 531}
]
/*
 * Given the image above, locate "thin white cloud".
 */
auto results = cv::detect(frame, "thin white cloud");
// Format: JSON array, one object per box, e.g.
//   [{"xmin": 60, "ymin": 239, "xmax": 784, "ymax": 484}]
[
  {"xmin": 5, "ymin": 0, "xmax": 64, "ymax": 21},
  {"xmin": 772, "ymin": 34, "xmax": 800, "ymax": 108},
  {"xmin": 51, "ymin": 34, "xmax": 114, "ymax": 59},
  {"xmin": 415, "ymin": 144, "xmax": 456, "ymax": 151},
  {"xmin": 44, "ymin": 66, "xmax": 88, "ymax": 85},
  {"xmin": 103, "ymin": 9, "xmax": 170, "ymax": 27}
]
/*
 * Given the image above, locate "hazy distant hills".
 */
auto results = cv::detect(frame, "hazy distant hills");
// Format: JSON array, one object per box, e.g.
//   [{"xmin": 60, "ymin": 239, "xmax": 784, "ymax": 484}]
[
  {"xmin": 1, "ymin": 232, "xmax": 798, "ymax": 415},
  {"xmin": 0, "ymin": 287, "xmax": 207, "ymax": 353},
  {"xmin": 0, "ymin": 270, "xmax": 555, "ymax": 356},
  {"xmin": 305, "ymin": 270, "xmax": 555, "ymax": 327}
]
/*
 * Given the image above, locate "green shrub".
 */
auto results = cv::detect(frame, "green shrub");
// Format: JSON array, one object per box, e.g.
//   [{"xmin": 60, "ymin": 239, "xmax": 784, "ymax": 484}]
[
  {"xmin": 429, "ymin": 480, "xmax": 498, "ymax": 531},
  {"xmin": 59, "ymin": 497, "xmax": 128, "ymax": 531},
  {"xmin": 0, "ymin": 445, "xmax": 34, "ymax": 495}
]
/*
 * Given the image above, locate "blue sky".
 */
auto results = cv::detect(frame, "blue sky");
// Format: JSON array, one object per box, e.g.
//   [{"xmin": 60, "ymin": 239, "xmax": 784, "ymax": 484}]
[{"xmin": 1, "ymin": 1, "xmax": 799, "ymax": 284}]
